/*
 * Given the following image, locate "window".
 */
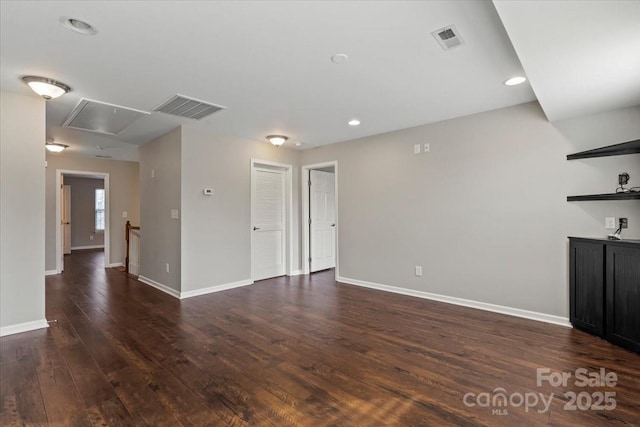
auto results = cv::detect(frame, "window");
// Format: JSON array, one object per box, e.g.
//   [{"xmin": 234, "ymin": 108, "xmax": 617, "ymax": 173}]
[{"xmin": 95, "ymin": 188, "xmax": 105, "ymax": 232}]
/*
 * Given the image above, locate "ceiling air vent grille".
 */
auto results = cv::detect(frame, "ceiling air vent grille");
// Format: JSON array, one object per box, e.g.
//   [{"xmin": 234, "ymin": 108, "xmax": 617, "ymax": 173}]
[
  {"xmin": 153, "ymin": 94, "xmax": 226, "ymax": 120},
  {"xmin": 432, "ymin": 25, "xmax": 464, "ymax": 50}
]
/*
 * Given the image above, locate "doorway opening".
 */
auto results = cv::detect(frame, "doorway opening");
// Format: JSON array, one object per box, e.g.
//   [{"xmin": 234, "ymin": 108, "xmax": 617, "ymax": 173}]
[
  {"xmin": 302, "ymin": 161, "xmax": 338, "ymax": 276},
  {"xmin": 250, "ymin": 159, "xmax": 294, "ymax": 281},
  {"xmin": 55, "ymin": 170, "xmax": 110, "ymax": 273}
]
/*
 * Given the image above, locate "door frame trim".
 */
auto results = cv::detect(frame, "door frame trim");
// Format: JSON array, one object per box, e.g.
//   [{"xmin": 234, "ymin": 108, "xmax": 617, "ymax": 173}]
[
  {"xmin": 250, "ymin": 159, "xmax": 294, "ymax": 279},
  {"xmin": 301, "ymin": 161, "xmax": 339, "ymax": 276},
  {"xmin": 55, "ymin": 169, "xmax": 110, "ymax": 273}
]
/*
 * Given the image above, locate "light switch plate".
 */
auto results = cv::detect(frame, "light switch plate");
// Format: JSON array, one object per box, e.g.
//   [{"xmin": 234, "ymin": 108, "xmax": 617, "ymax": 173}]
[
  {"xmin": 414, "ymin": 144, "xmax": 421, "ymax": 154},
  {"xmin": 122, "ymin": 211, "xmax": 128, "ymax": 218},
  {"xmin": 424, "ymin": 143, "xmax": 430, "ymax": 152},
  {"xmin": 171, "ymin": 209, "xmax": 179, "ymax": 219},
  {"xmin": 605, "ymin": 217, "xmax": 616, "ymax": 229}
]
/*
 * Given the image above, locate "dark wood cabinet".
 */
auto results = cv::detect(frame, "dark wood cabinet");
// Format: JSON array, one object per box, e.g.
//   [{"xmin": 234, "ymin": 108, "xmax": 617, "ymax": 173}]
[{"xmin": 569, "ymin": 237, "xmax": 640, "ymax": 353}]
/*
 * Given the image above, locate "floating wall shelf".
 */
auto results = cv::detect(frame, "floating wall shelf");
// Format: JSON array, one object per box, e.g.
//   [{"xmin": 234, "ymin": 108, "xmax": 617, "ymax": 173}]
[
  {"xmin": 567, "ymin": 193, "xmax": 640, "ymax": 202},
  {"xmin": 567, "ymin": 138, "xmax": 640, "ymax": 202},
  {"xmin": 567, "ymin": 139, "xmax": 640, "ymax": 160}
]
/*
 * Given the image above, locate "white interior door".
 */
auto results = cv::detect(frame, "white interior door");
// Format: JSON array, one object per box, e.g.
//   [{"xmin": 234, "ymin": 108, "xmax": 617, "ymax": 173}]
[
  {"xmin": 62, "ymin": 184, "xmax": 71, "ymax": 256},
  {"xmin": 251, "ymin": 167, "xmax": 286, "ymax": 281},
  {"xmin": 310, "ymin": 170, "xmax": 336, "ymax": 272}
]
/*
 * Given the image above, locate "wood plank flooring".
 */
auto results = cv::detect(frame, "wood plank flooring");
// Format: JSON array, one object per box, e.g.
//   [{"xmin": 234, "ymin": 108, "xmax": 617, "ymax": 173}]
[{"xmin": 1, "ymin": 249, "xmax": 639, "ymax": 426}]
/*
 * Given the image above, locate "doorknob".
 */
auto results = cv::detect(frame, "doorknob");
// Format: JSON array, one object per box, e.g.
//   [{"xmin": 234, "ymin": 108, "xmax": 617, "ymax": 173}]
[
  {"xmin": 253, "ymin": 226, "xmax": 260, "ymax": 230},
  {"xmin": 331, "ymin": 223, "xmax": 336, "ymax": 227}
]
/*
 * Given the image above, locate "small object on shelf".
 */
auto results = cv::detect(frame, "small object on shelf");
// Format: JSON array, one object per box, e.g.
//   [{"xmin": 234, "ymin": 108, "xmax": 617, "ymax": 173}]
[{"xmin": 619, "ymin": 172, "xmax": 630, "ymax": 186}]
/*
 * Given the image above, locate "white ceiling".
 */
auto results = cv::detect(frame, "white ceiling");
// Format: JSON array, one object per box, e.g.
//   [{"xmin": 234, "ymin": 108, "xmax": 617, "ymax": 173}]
[
  {"xmin": 494, "ymin": 0, "xmax": 640, "ymax": 122},
  {"xmin": 0, "ymin": 1, "xmax": 536, "ymax": 161}
]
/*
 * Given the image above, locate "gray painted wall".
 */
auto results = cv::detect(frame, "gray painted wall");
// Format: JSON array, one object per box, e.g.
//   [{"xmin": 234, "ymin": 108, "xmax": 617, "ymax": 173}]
[
  {"xmin": 180, "ymin": 126, "xmax": 302, "ymax": 292},
  {"xmin": 301, "ymin": 101, "xmax": 640, "ymax": 317},
  {"xmin": 0, "ymin": 91, "xmax": 46, "ymax": 329},
  {"xmin": 139, "ymin": 128, "xmax": 182, "ymax": 291},
  {"xmin": 45, "ymin": 155, "xmax": 140, "ymax": 270},
  {"xmin": 65, "ymin": 176, "xmax": 105, "ymax": 248}
]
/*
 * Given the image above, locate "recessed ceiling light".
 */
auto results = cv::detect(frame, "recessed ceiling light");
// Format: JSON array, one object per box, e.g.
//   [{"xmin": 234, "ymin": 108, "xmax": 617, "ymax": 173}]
[
  {"xmin": 60, "ymin": 17, "xmax": 97, "ymax": 35},
  {"xmin": 504, "ymin": 76, "xmax": 527, "ymax": 86},
  {"xmin": 21, "ymin": 76, "xmax": 71, "ymax": 99},
  {"xmin": 45, "ymin": 141, "xmax": 69, "ymax": 153},
  {"xmin": 266, "ymin": 135, "xmax": 288, "ymax": 147},
  {"xmin": 331, "ymin": 53, "xmax": 349, "ymax": 64},
  {"xmin": 348, "ymin": 119, "xmax": 360, "ymax": 126}
]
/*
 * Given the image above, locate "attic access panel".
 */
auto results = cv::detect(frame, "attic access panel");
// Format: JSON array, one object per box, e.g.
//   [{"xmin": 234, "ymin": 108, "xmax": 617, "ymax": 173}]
[{"xmin": 63, "ymin": 98, "xmax": 150, "ymax": 136}]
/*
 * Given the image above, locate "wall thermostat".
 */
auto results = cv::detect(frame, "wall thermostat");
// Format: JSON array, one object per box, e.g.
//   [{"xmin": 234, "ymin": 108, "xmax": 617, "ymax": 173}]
[{"xmin": 203, "ymin": 188, "xmax": 214, "ymax": 196}]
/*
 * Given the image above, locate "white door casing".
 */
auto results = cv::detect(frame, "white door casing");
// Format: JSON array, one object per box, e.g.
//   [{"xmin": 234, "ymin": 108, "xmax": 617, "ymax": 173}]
[
  {"xmin": 301, "ymin": 161, "xmax": 339, "ymax": 276},
  {"xmin": 251, "ymin": 166, "xmax": 286, "ymax": 281},
  {"xmin": 62, "ymin": 184, "xmax": 71, "ymax": 255},
  {"xmin": 55, "ymin": 170, "xmax": 110, "ymax": 274},
  {"xmin": 310, "ymin": 170, "xmax": 336, "ymax": 272}
]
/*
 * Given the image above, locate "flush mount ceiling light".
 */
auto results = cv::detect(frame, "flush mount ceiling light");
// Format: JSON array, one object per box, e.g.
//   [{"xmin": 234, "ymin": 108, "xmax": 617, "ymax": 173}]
[
  {"xmin": 60, "ymin": 17, "xmax": 97, "ymax": 35},
  {"xmin": 504, "ymin": 76, "xmax": 527, "ymax": 86},
  {"xmin": 45, "ymin": 141, "xmax": 68, "ymax": 153},
  {"xmin": 267, "ymin": 135, "xmax": 288, "ymax": 147},
  {"xmin": 348, "ymin": 119, "xmax": 361, "ymax": 126},
  {"xmin": 21, "ymin": 76, "xmax": 71, "ymax": 99}
]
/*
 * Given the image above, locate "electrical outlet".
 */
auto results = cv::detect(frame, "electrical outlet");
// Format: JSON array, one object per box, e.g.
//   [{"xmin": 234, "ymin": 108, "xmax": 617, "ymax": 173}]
[
  {"xmin": 414, "ymin": 144, "xmax": 421, "ymax": 154},
  {"xmin": 605, "ymin": 217, "xmax": 616, "ymax": 229},
  {"xmin": 166, "ymin": 263, "xmax": 170, "ymax": 273},
  {"xmin": 620, "ymin": 218, "xmax": 628, "ymax": 229},
  {"xmin": 171, "ymin": 209, "xmax": 179, "ymax": 219},
  {"xmin": 89, "ymin": 235, "xmax": 94, "ymax": 241},
  {"xmin": 415, "ymin": 266, "xmax": 422, "ymax": 276},
  {"xmin": 122, "ymin": 211, "xmax": 128, "ymax": 218},
  {"xmin": 424, "ymin": 143, "xmax": 430, "ymax": 152}
]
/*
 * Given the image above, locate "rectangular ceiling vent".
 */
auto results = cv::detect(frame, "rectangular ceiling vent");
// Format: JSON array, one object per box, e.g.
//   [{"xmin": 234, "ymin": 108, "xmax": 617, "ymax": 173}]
[
  {"xmin": 63, "ymin": 98, "xmax": 150, "ymax": 136},
  {"xmin": 153, "ymin": 94, "xmax": 226, "ymax": 120},
  {"xmin": 432, "ymin": 25, "xmax": 464, "ymax": 50}
]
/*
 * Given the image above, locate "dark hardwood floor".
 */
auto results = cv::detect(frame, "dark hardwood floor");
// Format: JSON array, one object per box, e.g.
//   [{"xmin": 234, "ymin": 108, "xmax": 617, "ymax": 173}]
[{"xmin": 1, "ymin": 249, "xmax": 640, "ymax": 426}]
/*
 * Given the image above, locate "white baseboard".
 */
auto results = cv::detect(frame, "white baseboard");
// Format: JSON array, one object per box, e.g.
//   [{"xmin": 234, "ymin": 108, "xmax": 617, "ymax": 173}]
[
  {"xmin": 180, "ymin": 279, "xmax": 254, "ymax": 299},
  {"xmin": 0, "ymin": 319, "xmax": 49, "ymax": 337},
  {"xmin": 71, "ymin": 245, "xmax": 104, "ymax": 250},
  {"xmin": 138, "ymin": 275, "xmax": 181, "ymax": 299},
  {"xmin": 336, "ymin": 276, "xmax": 571, "ymax": 328},
  {"xmin": 107, "ymin": 262, "xmax": 124, "ymax": 268},
  {"xmin": 45, "ymin": 270, "xmax": 58, "ymax": 276},
  {"xmin": 288, "ymin": 270, "xmax": 304, "ymax": 276}
]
